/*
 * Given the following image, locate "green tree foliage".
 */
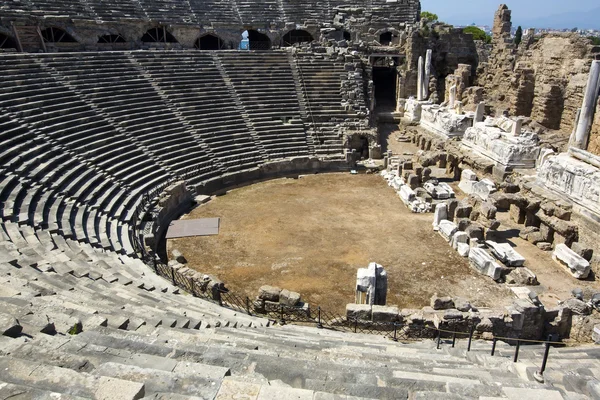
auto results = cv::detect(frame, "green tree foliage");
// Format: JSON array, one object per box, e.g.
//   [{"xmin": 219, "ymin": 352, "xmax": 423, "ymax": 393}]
[
  {"xmin": 420, "ymin": 11, "xmax": 438, "ymax": 22},
  {"xmin": 514, "ymin": 26, "xmax": 523, "ymax": 46},
  {"xmin": 463, "ymin": 26, "xmax": 491, "ymax": 44},
  {"xmin": 591, "ymin": 37, "xmax": 600, "ymax": 46}
]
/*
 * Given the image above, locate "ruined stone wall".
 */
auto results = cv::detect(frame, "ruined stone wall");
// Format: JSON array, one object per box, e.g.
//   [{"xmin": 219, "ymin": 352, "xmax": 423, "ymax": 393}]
[
  {"xmin": 475, "ymin": 4, "xmax": 600, "ymax": 140},
  {"xmin": 402, "ymin": 26, "xmax": 478, "ymax": 102}
]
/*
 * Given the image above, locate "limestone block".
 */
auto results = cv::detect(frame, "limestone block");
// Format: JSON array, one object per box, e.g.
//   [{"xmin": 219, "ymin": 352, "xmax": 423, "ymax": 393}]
[
  {"xmin": 486, "ymin": 241, "xmax": 526, "ymax": 267},
  {"xmin": 571, "ymin": 242, "xmax": 593, "ymax": 262},
  {"xmin": 472, "ymin": 179, "xmax": 497, "ymax": 201},
  {"xmin": 419, "ymin": 104, "xmax": 474, "ymax": 138},
  {"xmin": 95, "ymin": 376, "xmax": 145, "ymax": 400},
  {"xmin": 431, "ymin": 295, "xmax": 454, "ymax": 310},
  {"xmin": 346, "ymin": 304, "xmax": 372, "ymax": 321},
  {"xmin": 451, "ymin": 231, "xmax": 469, "ymax": 250},
  {"xmin": 279, "ymin": 289, "xmax": 301, "ymax": 307},
  {"xmin": 447, "ymin": 199, "xmax": 459, "ymax": 220},
  {"xmin": 407, "ymin": 174, "xmax": 419, "ymax": 190},
  {"xmin": 438, "ymin": 220, "xmax": 458, "ymax": 242},
  {"xmin": 171, "ymin": 249, "xmax": 187, "ymax": 264},
  {"xmin": 593, "ymin": 324, "xmax": 600, "ymax": 344},
  {"xmin": 553, "ymin": 244, "xmax": 590, "ymax": 279},
  {"xmin": 479, "ymin": 202, "xmax": 497, "ymax": 220},
  {"xmin": 432, "ymin": 203, "xmax": 448, "ymax": 231},
  {"xmin": 469, "ymin": 248, "xmax": 503, "ymax": 280},
  {"xmin": 454, "ymin": 298, "xmax": 473, "ymax": 312},
  {"xmin": 457, "ymin": 242, "xmax": 471, "ymax": 257},
  {"xmin": 0, "ymin": 314, "xmax": 22, "ymax": 338},
  {"xmin": 505, "ymin": 268, "xmax": 538, "ymax": 285},
  {"xmin": 372, "ymin": 305, "xmax": 399, "ymax": 322},
  {"xmin": 454, "ymin": 204, "xmax": 472, "ymax": 219},
  {"xmin": 258, "ymin": 285, "xmax": 282, "ymax": 302},
  {"xmin": 465, "ymin": 224, "xmax": 484, "ymax": 241},
  {"xmin": 561, "ymin": 298, "xmax": 591, "ymax": 316},
  {"xmin": 443, "ymin": 309, "xmax": 464, "ymax": 320},
  {"xmin": 399, "ymin": 185, "xmax": 416, "ymax": 205}
]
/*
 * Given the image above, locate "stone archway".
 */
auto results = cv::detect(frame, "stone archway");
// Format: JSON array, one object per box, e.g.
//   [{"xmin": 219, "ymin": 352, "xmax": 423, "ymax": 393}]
[{"xmin": 282, "ymin": 29, "xmax": 313, "ymax": 46}]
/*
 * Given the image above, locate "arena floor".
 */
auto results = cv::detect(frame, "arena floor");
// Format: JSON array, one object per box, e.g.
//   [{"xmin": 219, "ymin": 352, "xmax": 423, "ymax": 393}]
[{"xmin": 167, "ymin": 172, "xmax": 515, "ymax": 314}]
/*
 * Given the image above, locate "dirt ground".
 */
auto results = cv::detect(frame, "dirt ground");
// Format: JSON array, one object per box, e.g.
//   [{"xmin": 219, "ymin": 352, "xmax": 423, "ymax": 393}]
[
  {"xmin": 168, "ymin": 172, "xmax": 514, "ymax": 315},
  {"xmin": 168, "ymin": 124, "xmax": 598, "ymax": 315}
]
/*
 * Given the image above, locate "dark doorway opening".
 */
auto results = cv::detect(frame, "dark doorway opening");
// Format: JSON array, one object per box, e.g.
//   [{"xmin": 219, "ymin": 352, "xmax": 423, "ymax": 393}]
[
  {"xmin": 98, "ymin": 34, "xmax": 126, "ymax": 43},
  {"xmin": 142, "ymin": 27, "xmax": 178, "ymax": 43},
  {"xmin": 247, "ymin": 30, "xmax": 271, "ymax": 50},
  {"xmin": 195, "ymin": 34, "xmax": 225, "ymax": 49},
  {"xmin": 0, "ymin": 33, "xmax": 17, "ymax": 49},
  {"xmin": 372, "ymin": 57, "xmax": 398, "ymax": 111},
  {"xmin": 349, "ymin": 134, "xmax": 370, "ymax": 159},
  {"xmin": 379, "ymin": 32, "xmax": 393, "ymax": 46},
  {"xmin": 343, "ymin": 31, "xmax": 351, "ymax": 41},
  {"xmin": 41, "ymin": 27, "xmax": 77, "ymax": 43},
  {"xmin": 282, "ymin": 29, "xmax": 313, "ymax": 46}
]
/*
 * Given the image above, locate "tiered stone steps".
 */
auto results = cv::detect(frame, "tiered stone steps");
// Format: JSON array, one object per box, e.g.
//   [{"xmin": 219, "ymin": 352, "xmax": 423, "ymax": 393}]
[{"xmin": 217, "ymin": 51, "xmax": 312, "ymax": 160}]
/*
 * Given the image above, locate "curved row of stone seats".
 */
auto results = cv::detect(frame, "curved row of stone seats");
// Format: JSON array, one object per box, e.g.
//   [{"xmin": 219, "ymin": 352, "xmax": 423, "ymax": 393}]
[
  {"xmin": 217, "ymin": 52, "xmax": 312, "ymax": 160},
  {"xmin": 281, "ymin": 0, "xmax": 333, "ymax": 27},
  {"xmin": 0, "ymin": 110, "xmax": 137, "ymax": 254},
  {"xmin": 296, "ymin": 55, "xmax": 350, "ymax": 155},
  {"xmin": 38, "ymin": 52, "xmax": 222, "ymax": 183},
  {"xmin": 235, "ymin": 0, "xmax": 283, "ymax": 25},
  {"xmin": 137, "ymin": 0, "xmax": 196, "ymax": 24},
  {"xmin": 0, "ymin": 55, "xmax": 172, "ymax": 225},
  {"xmin": 84, "ymin": 0, "xmax": 146, "ymax": 21},
  {"xmin": 188, "ymin": 0, "xmax": 239, "ymax": 25},
  {"xmin": 131, "ymin": 51, "xmax": 268, "ymax": 174},
  {"xmin": 1, "ymin": 294, "xmax": 583, "ymax": 399},
  {"xmin": 0, "ymin": 224, "xmax": 265, "ymax": 331}
]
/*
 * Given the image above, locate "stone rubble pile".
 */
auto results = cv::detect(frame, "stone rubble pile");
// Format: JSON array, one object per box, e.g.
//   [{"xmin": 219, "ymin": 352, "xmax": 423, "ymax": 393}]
[{"xmin": 380, "ymin": 169, "xmax": 432, "ymax": 213}]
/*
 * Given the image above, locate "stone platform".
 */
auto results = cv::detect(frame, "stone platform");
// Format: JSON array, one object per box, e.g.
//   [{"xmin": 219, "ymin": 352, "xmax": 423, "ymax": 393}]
[
  {"xmin": 461, "ymin": 119, "xmax": 541, "ymax": 169},
  {"xmin": 420, "ymin": 104, "xmax": 474, "ymax": 138}
]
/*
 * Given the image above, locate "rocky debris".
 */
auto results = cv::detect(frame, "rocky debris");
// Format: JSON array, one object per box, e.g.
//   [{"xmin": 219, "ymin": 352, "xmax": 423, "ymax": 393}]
[
  {"xmin": 431, "ymin": 295, "xmax": 454, "ymax": 310},
  {"xmin": 486, "ymin": 241, "xmax": 526, "ymax": 267},
  {"xmin": 454, "ymin": 298, "xmax": 473, "ymax": 312},
  {"xmin": 561, "ymin": 298, "xmax": 592, "ymax": 316},
  {"xmin": 479, "ymin": 202, "xmax": 497, "ymax": 220},
  {"xmin": 468, "ymin": 248, "xmax": 504, "ymax": 281},
  {"xmin": 279, "ymin": 289, "xmax": 301, "ymax": 307},
  {"xmin": 438, "ymin": 220, "xmax": 458, "ymax": 241},
  {"xmin": 553, "ymin": 244, "xmax": 591, "ymax": 279},
  {"xmin": 346, "ymin": 304, "xmax": 372, "ymax": 321},
  {"xmin": 593, "ymin": 324, "xmax": 600, "ymax": 344},
  {"xmin": 258, "ymin": 285, "xmax": 282, "ymax": 302},
  {"xmin": 506, "ymin": 268, "xmax": 539, "ymax": 286},
  {"xmin": 171, "ymin": 249, "xmax": 187, "ymax": 264},
  {"xmin": 536, "ymin": 242, "xmax": 553, "ymax": 251},
  {"xmin": 443, "ymin": 309, "xmax": 464, "ymax": 320},
  {"xmin": 571, "ymin": 242, "xmax": 593, "ymax": 262},
  {"xmin": 465, "ymin": 224, "xmax": 484, "ymax": 241}
]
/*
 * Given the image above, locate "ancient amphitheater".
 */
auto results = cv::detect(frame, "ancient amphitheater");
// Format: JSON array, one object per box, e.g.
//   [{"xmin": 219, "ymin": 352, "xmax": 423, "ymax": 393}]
[{"xmin": 1, "ymin": 0, "xmax": 600, "ymax": 399}]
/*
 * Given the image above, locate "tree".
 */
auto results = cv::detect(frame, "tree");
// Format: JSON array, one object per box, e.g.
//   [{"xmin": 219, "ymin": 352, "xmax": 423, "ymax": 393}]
[
  {"xmin": 420, "ymin": 11, "xmax": 438, "ymax": 22},
  {"xmin": 463, "ymin": 26, "xmax": 491, "ymax": 44},
  {"xmin": 571, "ymin": 27, "xmax": 578, "ymax": 33},
  {"xmin": 514, "ymin": 26, "xmax": 523, "ymax": 46},
  {"xmin": 591, "ymin": 37, "xmax": 600, "ymax": 46}
]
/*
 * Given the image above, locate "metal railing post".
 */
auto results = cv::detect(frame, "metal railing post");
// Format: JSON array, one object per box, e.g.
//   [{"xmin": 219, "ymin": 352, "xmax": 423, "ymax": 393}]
[
  {"xmin": 280, "ymin": 304, "xmax": 285, "ymax": 325},
  {"xmin": 393, "ymin": 323, "xmax": 398, "ymax": 342},
  {"xmin": 534, "ymin": 337, "xmax": 552, "ymax": 383},
  {"xmin": 354, "ymin": 318, "xmax": 358, "ymax": 333},
  {"xmin": 452, "ymin": 330, "xmax": 456, "ymax": 348},
  {"xmin": 491, "ymin": 338, "xmax": 497, "ymax": 356},
  {"xmin": 317, "ymin": 306, "xmax": 323, "ymax": 329},
  {"xmin": 246, "ymin": 297, "xmax": 251, "ymax": 315},
  {"xmin": 436, "ymin": 332, "xmax": 441, "ymax": 349},
  {"xmin": 513, "ymin": 340, "xmax": 521, "ymax": 363},
  {"xmin": 467, "ymin": 325, "xmax": 475, "ymax": 352},
  {"xmin": 171, "ymin": 267, "xmax": 176, "ymax": 285},
  {"xmin": 191, "ymin": 279, "xmax": 196, "ymax": 297}
]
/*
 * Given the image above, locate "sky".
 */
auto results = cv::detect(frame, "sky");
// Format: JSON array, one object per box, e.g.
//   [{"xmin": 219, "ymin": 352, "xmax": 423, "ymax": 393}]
[{"xmin": 420, "ymin": 0, "xmax": 599, "ymax": 28}]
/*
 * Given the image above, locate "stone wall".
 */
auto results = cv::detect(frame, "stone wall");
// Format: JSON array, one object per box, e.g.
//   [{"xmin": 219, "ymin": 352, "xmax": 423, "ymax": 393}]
[
  {"xmin": 402, "ymin": 25, "xmax": 478, "ymax": 103},
  {"xmin": 475, "ymin": 4, "xmax": 600, "ymax": 143}
]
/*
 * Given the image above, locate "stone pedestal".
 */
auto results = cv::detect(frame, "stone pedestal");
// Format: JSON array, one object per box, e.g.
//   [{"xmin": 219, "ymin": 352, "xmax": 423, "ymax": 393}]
[
  {"xmin": 461, "ymin": 120, "xmax": 541, "ymax": 168},
  {"xmin": 403, "ymin": 98, "xmax": 432, "ymax": 123},
  {"xmin": 419, "ymin": 104, "xmax": 474, "ymax": 139}
]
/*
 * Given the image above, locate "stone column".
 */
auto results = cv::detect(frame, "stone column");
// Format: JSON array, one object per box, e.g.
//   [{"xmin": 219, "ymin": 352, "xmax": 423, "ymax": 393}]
[
  {"xmin": 417, "ymin": 56, "xmax": 424, "ymax": 101},
  {"xmin": 449, "ymin": 85, "xmax": 457, "ymax": 109},
  {"xmin": 475, "ymin": 102, "xmax": 485, "ymax": 123},
  {"xmin": 573, "ymin": 60, "xmax": 600, "ymax": 150},
  {"xmin": 423, "ymin": 49, "xmax": 432, "ymax": 100}
]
